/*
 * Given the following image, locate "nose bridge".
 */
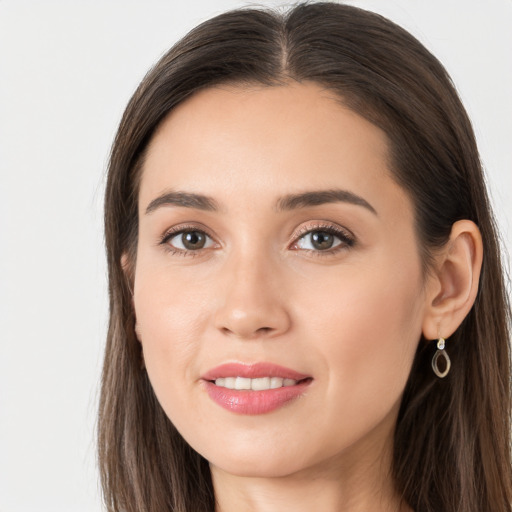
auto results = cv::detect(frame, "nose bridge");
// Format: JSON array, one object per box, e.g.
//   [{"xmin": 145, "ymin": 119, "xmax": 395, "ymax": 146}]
[{"xmin": 214, "ymin": 243, "xmax": 290, "ymax": 339}]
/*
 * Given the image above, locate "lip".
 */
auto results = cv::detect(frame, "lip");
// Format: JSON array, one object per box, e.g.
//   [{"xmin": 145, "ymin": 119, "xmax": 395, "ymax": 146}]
[
  {"xmin": 201, "ymin": 362, "xmax": 310, "ymax": 381},
  {"xmin": 201, "ymin": 362, "xmax": 312, "ymax": 415}
]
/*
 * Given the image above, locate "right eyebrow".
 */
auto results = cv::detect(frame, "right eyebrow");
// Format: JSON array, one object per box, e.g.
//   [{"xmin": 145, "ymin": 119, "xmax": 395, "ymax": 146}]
[{"xmin": 145, "ymin": 191, "xmax": 219, "ymax": 215}]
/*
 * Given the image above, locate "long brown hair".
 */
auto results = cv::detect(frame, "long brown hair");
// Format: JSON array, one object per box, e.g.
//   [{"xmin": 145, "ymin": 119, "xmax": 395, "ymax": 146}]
[{"xmin": 99, "ymin": 3, "xmax": 512, "ymax": 511}]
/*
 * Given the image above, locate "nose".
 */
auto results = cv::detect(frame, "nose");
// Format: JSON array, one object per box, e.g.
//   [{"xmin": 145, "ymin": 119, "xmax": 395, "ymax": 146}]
[{"xmin": 213, "ymin": 251, "xmax": 291, "ymax": 340}]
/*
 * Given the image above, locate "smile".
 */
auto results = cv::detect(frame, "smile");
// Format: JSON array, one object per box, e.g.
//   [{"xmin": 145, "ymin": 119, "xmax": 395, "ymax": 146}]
[{"xmin": 201, "ymin": 363, "xmax": 313, "ymax": 415}]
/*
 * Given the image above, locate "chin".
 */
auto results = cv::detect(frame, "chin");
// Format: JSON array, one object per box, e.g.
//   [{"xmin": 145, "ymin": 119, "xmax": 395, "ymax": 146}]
[
  {"xmin": 203, "ymin": 438, "xmax": 318, "ymax": 479},
  {"xmin": 210, "ymin": 455, "xmax": 307, "ymax": 479}
]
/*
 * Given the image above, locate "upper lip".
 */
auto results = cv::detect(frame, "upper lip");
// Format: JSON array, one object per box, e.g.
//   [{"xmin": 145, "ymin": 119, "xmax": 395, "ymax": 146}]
[{"xmin": 201, "ymin": 362, "xmax": 311, "ymax": 381}]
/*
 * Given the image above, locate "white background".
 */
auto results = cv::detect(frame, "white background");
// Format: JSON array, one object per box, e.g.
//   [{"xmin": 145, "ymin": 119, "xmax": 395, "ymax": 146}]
[{"xmin": 0, "ymin": 1, "xmax": 510, "ymax": 511}]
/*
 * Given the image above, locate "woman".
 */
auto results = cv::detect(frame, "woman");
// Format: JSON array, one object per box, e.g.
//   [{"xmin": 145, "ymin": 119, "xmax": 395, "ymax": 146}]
[{"xmin": 98, "ymin": 3, "xmax": 512, "ymax": 511}]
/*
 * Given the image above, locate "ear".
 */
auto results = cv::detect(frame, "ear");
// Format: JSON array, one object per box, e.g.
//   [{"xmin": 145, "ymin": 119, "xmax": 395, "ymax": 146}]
[
  {"xmin": 121, "ymin": 252, "xmax": 141, "ymax": 341},
  {"xmin": 422, "ymin": 220, "xmax": 483, "ymax": 340},
  {"xmin": 121, "ymin": 252, "xmax": 131, "ymax": 279}
]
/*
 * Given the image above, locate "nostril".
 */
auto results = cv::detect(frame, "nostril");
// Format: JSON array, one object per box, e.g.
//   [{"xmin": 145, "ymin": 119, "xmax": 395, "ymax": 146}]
[
  {"xmin": 256, "ymin": 327, "xmax": 273, "ymax": 334},
  {"xmin": 219, "ymin": 325, "xmax": 275, "ymax": 339}
]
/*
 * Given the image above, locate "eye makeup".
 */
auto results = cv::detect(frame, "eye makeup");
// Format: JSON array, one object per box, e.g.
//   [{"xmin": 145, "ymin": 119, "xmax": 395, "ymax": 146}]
[
  {"xmin": 288, "ymin": 222, "xmax": 355, "ymax": 256},
  {"xmin": 158, "ymin": 223, "xmax": 219, "ymax": 257},
  {"xmin": 157, "ymin": 220, "xmax": 356, "ymax": 259}
]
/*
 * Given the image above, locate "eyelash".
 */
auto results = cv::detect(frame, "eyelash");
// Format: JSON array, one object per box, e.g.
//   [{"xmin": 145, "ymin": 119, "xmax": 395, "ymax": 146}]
[
  {"xmin": 158, "ymin": 224, "xmax": 216, "ymax": 257},
  {"xmin": 290, "ymin": 223, "xmax": 355, "ymax": 257},
  {"xmin": 158, "ymin": 222, "xmax": 355, "ymax": 257}
]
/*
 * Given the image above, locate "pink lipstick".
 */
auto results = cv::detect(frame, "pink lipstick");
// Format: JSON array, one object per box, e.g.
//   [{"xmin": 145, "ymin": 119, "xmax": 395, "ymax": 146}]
[{"xmin": 201, "ymin": 362, "xmax": 312, "ymax": 415}]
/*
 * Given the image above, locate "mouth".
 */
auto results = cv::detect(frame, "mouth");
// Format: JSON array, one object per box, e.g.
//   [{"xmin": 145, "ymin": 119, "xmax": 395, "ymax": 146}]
[{"xmin": 201, "ymin": 362, "xmax": 313, "ymax": 415}]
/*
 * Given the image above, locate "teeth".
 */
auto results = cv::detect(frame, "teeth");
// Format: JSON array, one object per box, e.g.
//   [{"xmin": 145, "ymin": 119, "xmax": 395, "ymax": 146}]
[
  {"xmin": 225, "ymin": 377, "xmax": 236, "ymax": 389},
  {"xmin": 270, "ymin": 377, "xmax": 283, "ymax": 389},
  {"xmin": 251, "ymin": 377, "xmax": 270, "ymax": 390},
  {"xmin": 214, "ymin": 376, "xmax": 299, "ymax": 390},
  {"xmin": 235, "ymin": 377, "xmax": 251, "ymax": 390}
]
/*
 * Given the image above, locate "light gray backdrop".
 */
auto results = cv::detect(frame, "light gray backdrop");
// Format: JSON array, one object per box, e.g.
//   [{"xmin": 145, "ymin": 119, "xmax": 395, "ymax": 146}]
[{"xmin": 1, "ymin": 1, "xmax": 510, "ymax": 511}]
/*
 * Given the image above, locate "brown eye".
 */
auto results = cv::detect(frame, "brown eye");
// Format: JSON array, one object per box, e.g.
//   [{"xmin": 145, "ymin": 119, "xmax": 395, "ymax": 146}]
[
  {"xmin": 296, "ymin": 230, "xmax": 341, "ymax": 251},
  {"xmin": 181, "ymin": 231, "xmax": 206, "ymax": 250},
  {"xmin": 310, "ymin": 231, "xmax": 335, "ymax": 250},
  {"xmin": 165, "ymin": 230, "xmax": 214, "ymax": 252},
  {"xmin": 293, "ymin": 226, "xmax": 354, "ymax": 253}
]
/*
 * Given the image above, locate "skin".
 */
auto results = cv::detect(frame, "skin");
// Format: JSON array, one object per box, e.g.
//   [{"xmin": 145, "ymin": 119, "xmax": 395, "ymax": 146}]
[{"xmin": 130, "ymin": 82, "xmax": 482, "ymax": 512}]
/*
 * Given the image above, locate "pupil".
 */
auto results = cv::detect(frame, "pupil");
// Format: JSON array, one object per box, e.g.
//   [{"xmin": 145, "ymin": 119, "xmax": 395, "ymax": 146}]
[
  {"xmin": 182, "ymin": 232, "xmax": 205, "ymax": 249},
  {"xmin": 312, "ymin": 231, "xmax": 333, "ymax": 250}
]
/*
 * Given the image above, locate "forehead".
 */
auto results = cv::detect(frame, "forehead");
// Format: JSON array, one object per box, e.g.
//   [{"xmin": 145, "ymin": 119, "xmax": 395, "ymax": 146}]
[{"xmin": 139, "ymin": 82, "xmax": 408, "ymax": 218}]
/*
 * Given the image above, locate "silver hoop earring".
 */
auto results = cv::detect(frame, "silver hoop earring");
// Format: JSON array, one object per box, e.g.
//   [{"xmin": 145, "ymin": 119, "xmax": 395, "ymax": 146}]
[{"xmin": 432, "ymin": 337, "xmax": 451, "ymax": 378}]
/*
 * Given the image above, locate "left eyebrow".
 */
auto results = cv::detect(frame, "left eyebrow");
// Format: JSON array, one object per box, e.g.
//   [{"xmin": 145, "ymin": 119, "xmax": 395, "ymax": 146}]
[{"xmin": 275, "ymin": 189, "xmax": 377, "ymax": 215}]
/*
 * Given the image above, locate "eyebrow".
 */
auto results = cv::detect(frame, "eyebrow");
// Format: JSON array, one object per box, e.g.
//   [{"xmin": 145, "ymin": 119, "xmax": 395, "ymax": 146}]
[
  {"xmin": 145, "ymin": 191, "xmax": 220, "ymax": 214},
  {"xmin": 275, "ymin": 189, "xmax": 377, "ymax": 215},
  {"xmin": 145, "ymin": 188, "xmax": 377, "ymax": 215}
]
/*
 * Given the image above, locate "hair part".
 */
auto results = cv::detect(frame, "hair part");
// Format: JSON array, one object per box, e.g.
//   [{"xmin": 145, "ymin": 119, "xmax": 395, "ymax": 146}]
[{"xmin": 99, "ymin": 3, "xmax": 512, "ymax": 511}]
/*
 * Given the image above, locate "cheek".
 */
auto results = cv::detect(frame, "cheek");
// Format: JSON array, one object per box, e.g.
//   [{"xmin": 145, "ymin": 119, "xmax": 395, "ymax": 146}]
[
  {"xmin": 282, "ymin": 259, "xmax": 424, "ymax": 460},
  {"xmin": 133, "ymin": 277, "xmax": 210, "ymax": 439},
  {"xmin": 133, "ymin": 262, "xmax": 210, "ymax": 384},
  {"xmin": 297, "ymin": 255, "xmax": 425, "ymax": 400}
]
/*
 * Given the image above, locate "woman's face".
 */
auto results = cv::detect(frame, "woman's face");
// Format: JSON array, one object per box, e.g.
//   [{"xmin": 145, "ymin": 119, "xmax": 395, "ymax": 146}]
[{"xmin": 133, "ymin": 83, "xmax": 431, "ymax": 479}]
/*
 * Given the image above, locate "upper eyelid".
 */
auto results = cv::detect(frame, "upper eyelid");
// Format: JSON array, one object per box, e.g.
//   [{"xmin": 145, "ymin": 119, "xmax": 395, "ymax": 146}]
[
  {"xmin": 159, "ymin": 223, "xmax": 217, "ymax": 243},
  {"xmin": 291, "ymin": 222, "xmax": 355, "ymax": 241}
]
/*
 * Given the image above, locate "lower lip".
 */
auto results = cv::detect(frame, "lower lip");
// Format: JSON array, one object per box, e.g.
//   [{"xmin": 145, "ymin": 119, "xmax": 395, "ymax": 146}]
[{"xmin": 203, "ymin": 380, "xmax": 311, "ymax": 415}]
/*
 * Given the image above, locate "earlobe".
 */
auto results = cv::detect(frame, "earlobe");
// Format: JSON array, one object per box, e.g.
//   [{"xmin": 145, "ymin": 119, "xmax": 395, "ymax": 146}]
[{"xmin": 422, "ymin": 220, "xmax": 483, "ymax": 340}]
